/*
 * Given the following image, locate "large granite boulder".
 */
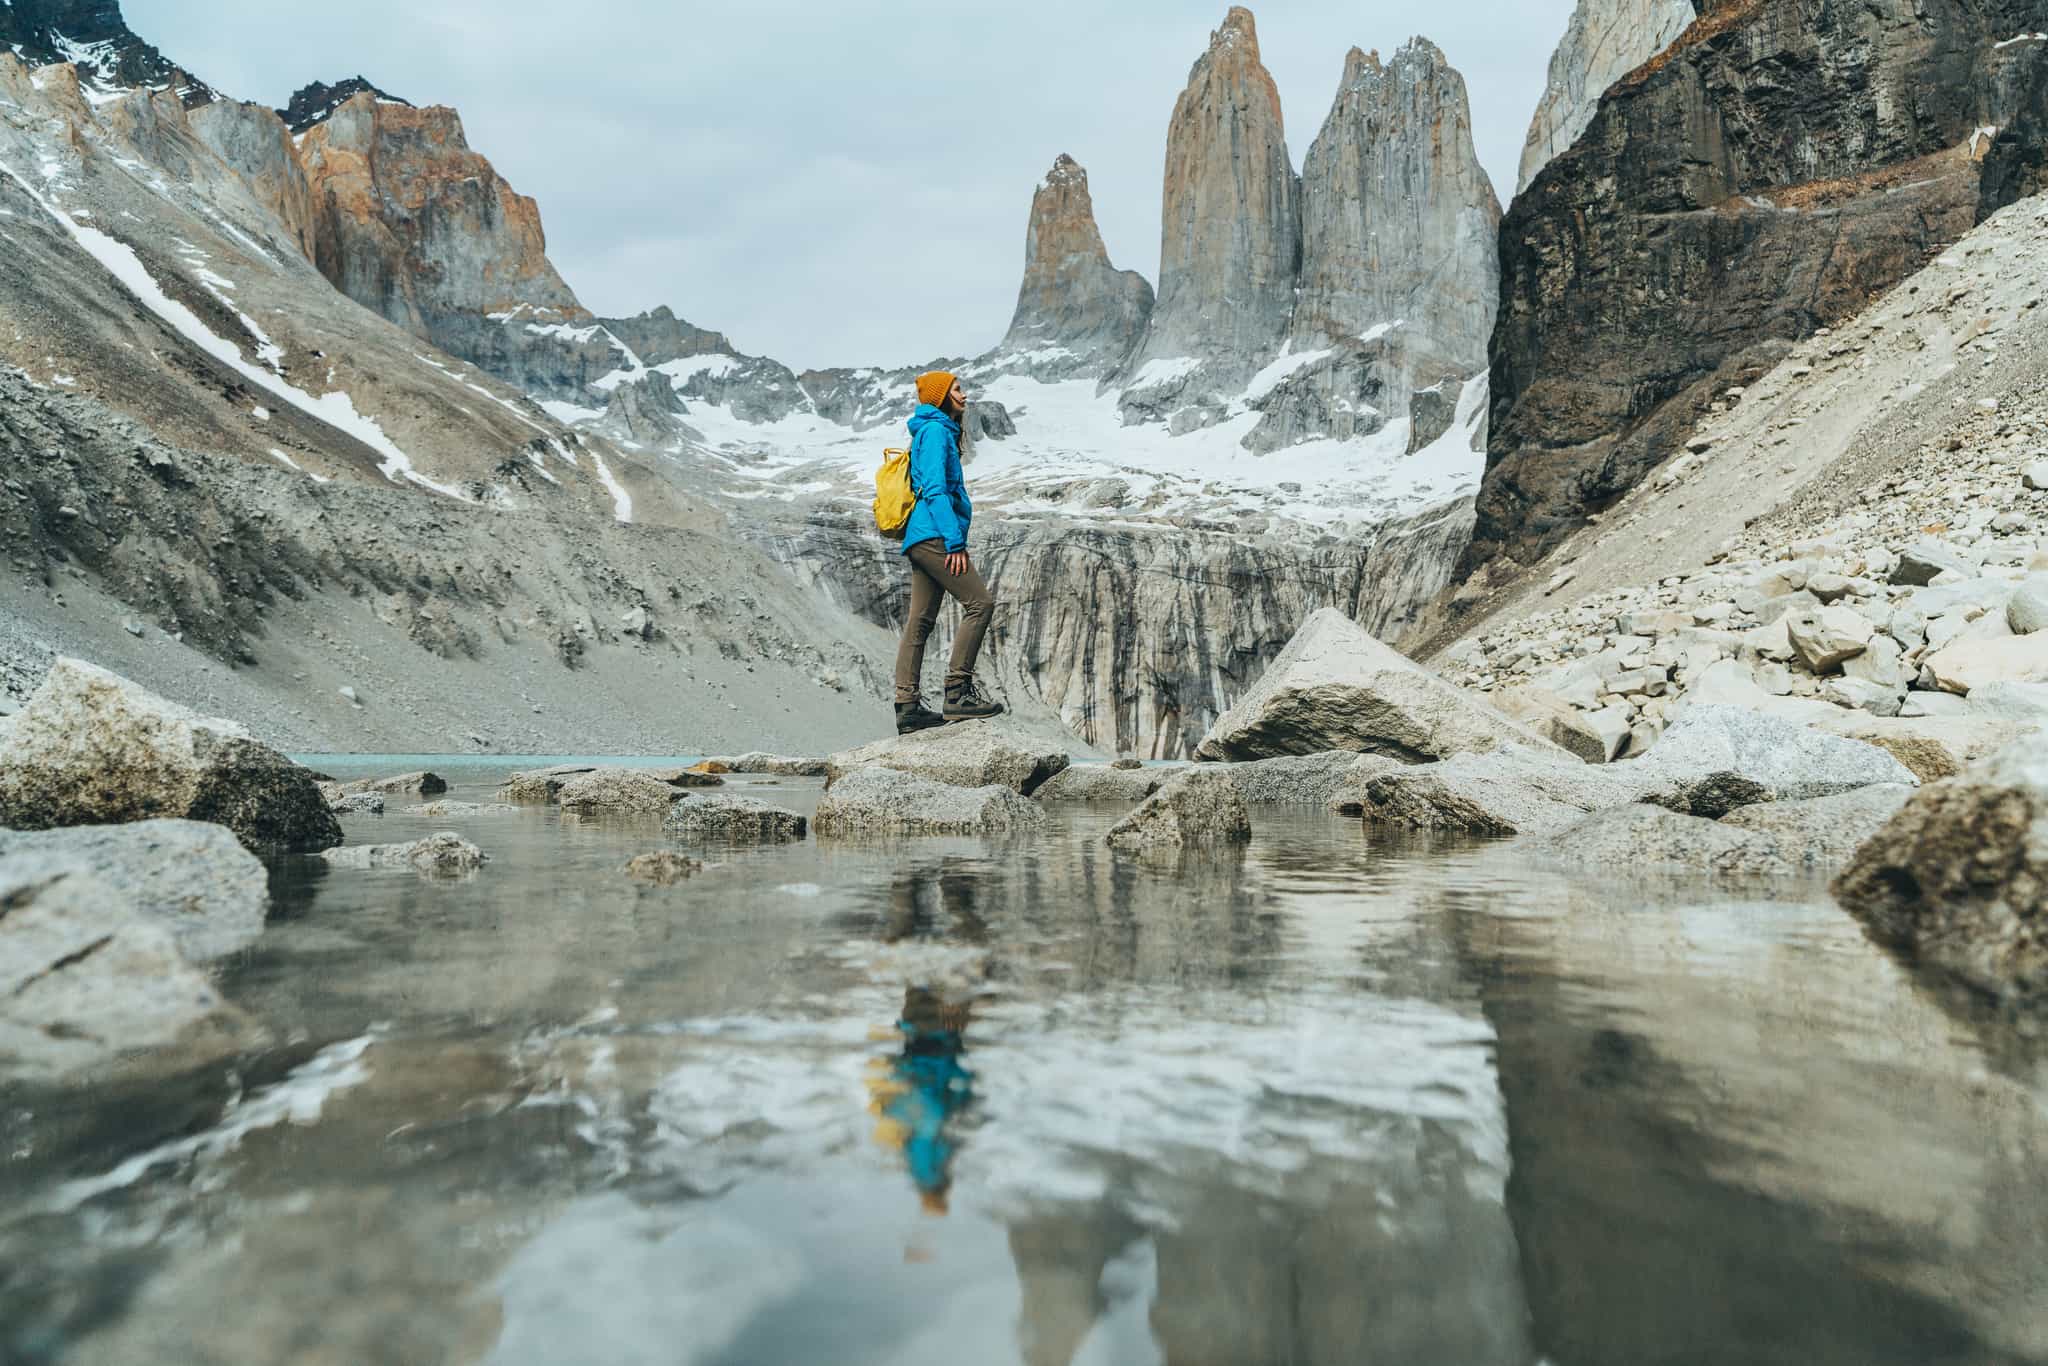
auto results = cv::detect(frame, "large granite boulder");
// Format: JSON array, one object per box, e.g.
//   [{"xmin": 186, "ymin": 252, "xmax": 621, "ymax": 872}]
[
  {"xmin": 1832, "ymin": 740, "xmax": 2048, "ymax": 1003},
  {"xmin": 825, "ymin": 722, "xmax": 1070, "ymax": 796},
  {"xmin": 0, "ymin": 820, "xmax": 268, "ymax": 963},
  {"xmin": 1353, "ymin": 746, "xmax": 1640, "ymax": 837},
  {"xmin": 1720, "ymin": 786, "xmax": 1916, "ymax": 872},
  {"xmin": 0, "ymin": 658, "xmax": 340, "ymax": 854},
  {"xmin": 661, "ymin": 793, "xmax": 808, "ymax": 843},
  {"xmin": 1811, "ymin": 715, "xmax": 2034, "ymax": 783},
  {"xmin": 1493, "ymin": 684, "xmax": 1629, "ymax": 763},
  {"xmin": 1634, "ymin": 705, "xmax": 1919, "ymax": 817},
  {"xmin": 1106, "ymin": 770, "xmax": 1251, "ymax": 850},
  {"xmin": 814, "ymin": 768, "xmax": 1047, "ymax": 838},
  {"xmin": 0, "ymin": 856, "xmax": 257, "ymax": 1083},
  {"xmin": 1218, "ymin": 751, "xmax": 1375, "ymax": 805},
  {"xmin": 1194, "ymin": 609, "xmax": 1559, "ymax": 762}
]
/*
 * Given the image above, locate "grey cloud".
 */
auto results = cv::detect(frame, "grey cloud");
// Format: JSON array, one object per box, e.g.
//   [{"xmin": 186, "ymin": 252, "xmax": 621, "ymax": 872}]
[{"xmin": 129, "ymin": 0, "xmax": 1575, "ymax": 368}]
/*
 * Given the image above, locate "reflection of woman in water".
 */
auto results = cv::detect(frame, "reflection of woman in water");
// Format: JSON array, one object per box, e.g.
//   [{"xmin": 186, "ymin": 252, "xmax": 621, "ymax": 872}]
[{"xmin": 866, "ymin": 987, "xmax": 975, "ymax": 1215}]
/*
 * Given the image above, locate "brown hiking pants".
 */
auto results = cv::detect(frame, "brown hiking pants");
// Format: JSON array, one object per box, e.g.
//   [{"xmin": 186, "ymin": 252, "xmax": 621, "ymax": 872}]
[{"xmin": 894, "ymin": 539, "xmax": 995, "ymax": 703}]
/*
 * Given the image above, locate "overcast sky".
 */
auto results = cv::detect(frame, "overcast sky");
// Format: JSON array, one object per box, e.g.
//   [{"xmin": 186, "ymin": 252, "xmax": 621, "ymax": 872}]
[{"xmin": 130, "ymin": 1, "xmax": 1572, "ymax": 370}]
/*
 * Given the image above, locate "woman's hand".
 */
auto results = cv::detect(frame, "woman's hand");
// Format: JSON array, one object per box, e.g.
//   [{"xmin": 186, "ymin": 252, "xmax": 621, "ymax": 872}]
[{"xmin": 946, "ymin": 551, "xmax": 970, "ymax": 578}]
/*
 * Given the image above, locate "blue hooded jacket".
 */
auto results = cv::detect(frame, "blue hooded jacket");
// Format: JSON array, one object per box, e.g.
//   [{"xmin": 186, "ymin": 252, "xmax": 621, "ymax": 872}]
[{"xmin": 899, "ymin": 404, "xmax": 970, "ymax": 556}]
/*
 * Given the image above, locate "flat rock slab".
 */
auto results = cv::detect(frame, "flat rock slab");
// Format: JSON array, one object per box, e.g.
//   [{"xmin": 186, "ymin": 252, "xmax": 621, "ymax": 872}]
[
  {"xmin": 661, "ymin": 793, "xmax": 808, "ymax": 843},
  {"xmin": 410, "ymin": 801, "xmax": 523, "ymax": 818},
  {"xmin": 330, "ymin": 793, "xmax": 386, "ymax": 816},
  {"xmin": 814, "ymin": 767, "xmax": 1048, "ymax": 837},
  {"xmin": 333, "ymin": 771, "xmax": 448, "ymax": 798},
  {"xmin": 1833, "ymin": 738, "xmax": 2048, "ymax": 1004},
  {"xmin": 1355, "ymin": 747, "xmax": 1641, "ymax": 836},
  {"xmin": 0, "ymin": 820, "xmax": 269, "ymax": 963},
  {"xmin": 1106, "ymin": 769, "xmax": 1251, "ymax": 849},
  {"xmin": 322, "ymin": 832, "xmax": 487, "ymax": 876},
  {"xmin": 1213, "ymin": 751, "xmax": 1372, "ymax": 804},
  {"xmin": 0, "ymin": 657, "xmax": 340, "ymax": 854},
  {"xmin": 1541, "ymin": 805, "xmax": 1793, "ymax": 878},
  {"xmin": 1194, "ymin": 608, "xmax": 1561, "ymax": 763},
  {"xmin": 1636, "ymin": 705, "xmax": 1918, "ymax": 817},
  {"xmin": 501, "ymin": 765, "xmax": 600, "ymax": 803},
  {"xmin": 704, "ymin": 753, "xmax": 830, "ymax": 777},
  {"xmin": 556, "ymin": 769, "xmax": 687, "ymax": 815},
  {"xmin": 826, "ymin": 722, "xmax": 1071, "ymax": 796},
  {"xmin": 1035, "ymin": 764, "xmax": 1173, "ymax": 804},
  {"xmin": 1812, "ymin": 715, "xmax": 2034, "ymax": 783},
  {"xmin": 1720, "ymin": 785, "xmax": 1915, "ymax": 871},
  {"xmin": 1923, "ymin": 634, "xmax": 2048, "ymax": 695},
  {"xmin": 0, "ymin": 855, "xmax": 258, "ymax": 1084}
]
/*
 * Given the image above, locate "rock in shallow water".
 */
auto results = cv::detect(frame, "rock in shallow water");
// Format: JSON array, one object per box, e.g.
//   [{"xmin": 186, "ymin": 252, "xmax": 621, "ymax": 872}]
[
  {"xmin": 0, "ymin": 658, "xmax": 340, "ymax": 854},
  {"xmin": 1193, "ymin": 609, "xmax": 1559, "ymax": 763},
  {"xmin": 1636, "ymin": 705, "xmax": 1918, "ymax": 818},
  {"xmin": 1542, "ymin": 805, "xmax": 1793, "ymax": 878},
  {"xmin": 555, "ymin": 769, "xmax": 686, "ymax": 815},
  {"xmin": 329, "ymin": 792, "xmax": 386, "ymax": 816},
  {"xmin": 814, "ymin": 767, "xmax": 1047, "ymax": 837},
  {"xmin": 0, "ymin": 855, "xmax": 258, "ymax": 1083},
  {"xmin": 1214, "ymin": 750, "xmax": 1374, "ymax": 805},
  {"xmin": 410, "ymin": 801, "xmax": 522, "ymax": 818},
  {"xmin": 1034, "ymin": 764, "xmax": 1170, "ymax": 804},
  {"xmin": 1106, "ymin": 770, "xmax": 1251, "ymax": 850},
  {"xmin": 1720, "ymin": 786, "xmax": 1916, "ymax": 871},
  {"xmin": 1833, "ymin": 739, "xmax": 2048, "ymax": 1004},
  {"xmin": 1356, "ymin": 746, "xmax": 1640, "ymax": 836},
  {"xmin": 661, "ymin": 793, "xmax": 808, "ymax": 843},
  {"xmin": 333, "ymin": 771, "xmax": 448, "ymax": 798},
  {"xmin": 702, "ymin": 753, "xmax": 830, "ymax": 778},
  {"xmin": 321, "ymin": 832, "xmax": 487, "ymax": 876},
  {"xmin": 0, "ymin": 820, "xmax": 269, "ymax": 963},
  {"xmin": 825, "ymin": 721, "xmax": 1070, "ymax": 796},
  {"xmin": 623, "ymin": 851, "xmax": 702, "ymax": 886}
]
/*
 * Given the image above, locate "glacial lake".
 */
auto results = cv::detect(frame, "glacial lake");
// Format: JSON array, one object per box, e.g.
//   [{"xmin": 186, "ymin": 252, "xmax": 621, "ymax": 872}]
[{"xmin": 4, "ymin": 759, "xmax": 2044, "ymax": 1365}]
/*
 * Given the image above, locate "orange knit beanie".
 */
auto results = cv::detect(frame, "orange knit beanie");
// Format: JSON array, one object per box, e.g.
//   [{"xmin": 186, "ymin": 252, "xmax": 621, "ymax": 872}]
[{"xmin": 915, "ymin": 371, "xmax": 957, "ymax": 408}]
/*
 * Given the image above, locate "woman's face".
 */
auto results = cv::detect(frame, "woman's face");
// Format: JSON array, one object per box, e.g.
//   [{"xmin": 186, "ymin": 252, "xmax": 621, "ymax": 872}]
[{"xmin": 947, "ymin": 381, "xmax": 967, "ymax": 410}]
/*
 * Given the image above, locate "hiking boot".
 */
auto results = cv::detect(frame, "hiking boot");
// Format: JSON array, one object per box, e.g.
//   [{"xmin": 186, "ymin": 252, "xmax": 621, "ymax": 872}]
[
  {"xmin": 896, "ymin": 700, "xmax": 947, "ymax": 735},
  {"xmin": 944, "ymin": 678, "xmax": 1006, "ymax": 722}
]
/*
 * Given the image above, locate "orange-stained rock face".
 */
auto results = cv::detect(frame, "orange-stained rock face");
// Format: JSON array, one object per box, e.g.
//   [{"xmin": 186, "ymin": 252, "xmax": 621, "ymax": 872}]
[
  {"xmin": 296, "ymin": 92, "xmax": 588, "ymax": 351},
  {"xmin": 1117, "ymin": 5, "xmax": 1301, "ymax": 401},
  {"xmin": 996, "ymin": 153, "xmax": 1153, "ymax": 376}
]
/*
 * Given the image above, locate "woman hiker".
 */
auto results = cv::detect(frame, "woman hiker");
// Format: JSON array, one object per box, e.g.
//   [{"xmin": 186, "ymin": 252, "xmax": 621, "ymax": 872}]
[{"xmin": 893, "ymin": 370, "xmax": 1005, "ymax": 735}]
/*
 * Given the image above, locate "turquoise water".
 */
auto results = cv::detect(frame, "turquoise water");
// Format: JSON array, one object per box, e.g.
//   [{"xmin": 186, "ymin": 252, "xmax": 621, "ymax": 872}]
[{"xmin": 2, "ymin": 761, "xmax": 2043, "ymax": 1364}]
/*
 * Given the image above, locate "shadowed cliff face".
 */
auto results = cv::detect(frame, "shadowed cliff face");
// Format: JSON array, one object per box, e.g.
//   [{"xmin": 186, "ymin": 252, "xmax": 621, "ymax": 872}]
[
  {"xmin": 1516, "ymin": 0, "xmax": 1698, "ymax": 196},
  {"xmin": 1472, "ymin": 0, "xmax": 2048, "ymax": 576},
  {"xmin": 0, "ymin": 0, "xmax": 212, "ymax": 104}
]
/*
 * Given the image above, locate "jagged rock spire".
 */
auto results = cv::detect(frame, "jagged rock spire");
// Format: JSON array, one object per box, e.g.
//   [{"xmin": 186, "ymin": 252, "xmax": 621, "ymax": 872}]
[
  {"xmin": 1294, "ymin": 38, "xmax": 1501, "ymax": 377},
  {"xmin": 1118, "ymin": 6, "xmax": 1300, "ymax": 401},
  {"xmin": 279, "ymin": 77, "xmax": 412, "ymax": 135},
  {"xmin": 997, "ymin": 153, "xmax": 1154, "ymax": 376}
]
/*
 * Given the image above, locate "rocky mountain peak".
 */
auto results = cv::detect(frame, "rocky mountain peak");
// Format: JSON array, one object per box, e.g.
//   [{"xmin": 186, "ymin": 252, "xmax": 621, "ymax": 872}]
[
  {"xmin": 0, "ymin": 0, "xmax": 212, "ymax": 105},
  {"xmin": 1294, "ymin": 34, "xmax": 1500, "ymax": 373},
  {"xmin": 1117, "ymin": 5, "xmax": 1300, "ymax": 412},
  {"xmin": 279, "ymin": 77, "xmax": 411, "ymax": 135},
  {"xmin": 1516, "ymin": 0, "xmax": 1698, "ymax": 195},
  {"xmin": 997, "ymin": 152, "xmax": 1154, "ymax": 376}
]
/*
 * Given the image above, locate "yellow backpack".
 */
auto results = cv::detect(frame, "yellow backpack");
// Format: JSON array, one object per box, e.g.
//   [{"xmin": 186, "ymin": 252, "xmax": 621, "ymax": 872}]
[{"xmin": 874, "ymin": 447, "xmax": 915, "ymax": 535}]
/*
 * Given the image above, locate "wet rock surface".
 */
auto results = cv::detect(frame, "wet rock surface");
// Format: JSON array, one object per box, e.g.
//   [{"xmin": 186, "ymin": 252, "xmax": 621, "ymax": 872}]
[
  {"xmin": 1721, "ymin": 785, "xmax": 1916, "ymax": 872},
  {"xmin": 321, "ymin": 831, "xmax": 487, "ymax": 876},
  {"xmin": 554, "ymin": 769, "xmax": 688, "ymax": 816},
  {"xmin": 813, "ymin": 767, "xmax": 1048, "ymax": 837},
  {"xmin": 0, "ymin": 854, "xmax": 256, "ymax": 1083},
  {"xmin": 1355, "ymin": 746, "xmax": 1637, "ymax": 837},
  {"xmin": 1834, "ymin": 739, "xmax": 2048, "ymax": 1003},
  {"xmin": 1212, "ymin": 751, "xmax": 1367, "ymax": 805},
  {"xmin": 0, "ymin": 819, "xmax": 268, "ymax": 963},
  {"xmin": 1106, "ymin": 769, "xmax": 1252, "ymax": 850},
  {"xmin": 622, "ymin": 851, "xmax": 702, "ymax": 886},
  {"xmin": 0, "ymin": 659, "xmax": 340, "ymax": 854},
  {"xmin": 661, "ymin": 793, "xmax": 808, "ymax": 844},
  {"xmin": 1034, "ymin": 764, "xmax": 1171, "ymax": 805},
  {"xmin": 826, "ymin": 722, "xmax": 1071, "ymax": 797},
  {"xmin": 1542, "ymin": 805, "xmax": 1794, "ymax": 879}
]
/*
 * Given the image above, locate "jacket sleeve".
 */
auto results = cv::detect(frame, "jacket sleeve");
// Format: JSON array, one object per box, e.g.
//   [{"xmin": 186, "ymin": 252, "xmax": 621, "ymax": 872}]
[{"xmin": 909, "ymin": 426, "xmax": 967, "ymax": 553}]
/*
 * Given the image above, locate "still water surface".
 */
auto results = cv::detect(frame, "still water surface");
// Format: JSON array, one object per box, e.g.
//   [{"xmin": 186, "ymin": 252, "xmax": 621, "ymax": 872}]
[{"xmin": 4, "ymin": 759, "xmax": 2044, "ymax": 1364}]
